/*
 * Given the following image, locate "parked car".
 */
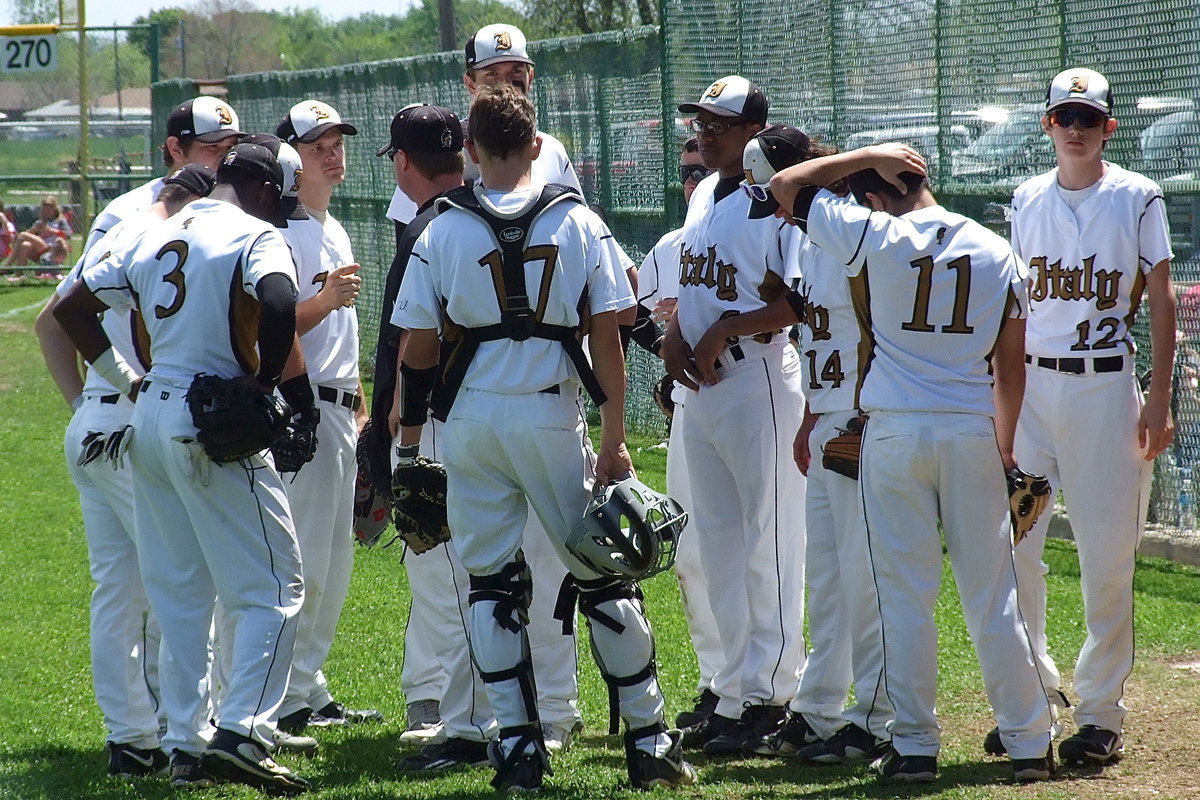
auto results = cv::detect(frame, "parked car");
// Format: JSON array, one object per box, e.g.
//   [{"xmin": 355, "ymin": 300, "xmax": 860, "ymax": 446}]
[{"xmin": 844, "ymin": 124, "xmax": 974, "ymax": 177}]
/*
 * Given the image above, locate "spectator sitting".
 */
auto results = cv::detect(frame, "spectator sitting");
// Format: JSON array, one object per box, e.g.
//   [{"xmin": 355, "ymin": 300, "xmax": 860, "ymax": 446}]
[
  {"xmin": 0, "ymin": 201, "xmax": 16, "ymax": 261},
  {"xmin": 5, "ymin": 195, "xmax": 72, "ymax": 267}
]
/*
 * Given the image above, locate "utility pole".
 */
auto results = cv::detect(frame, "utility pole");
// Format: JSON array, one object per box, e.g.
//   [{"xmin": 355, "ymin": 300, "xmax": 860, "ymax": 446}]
[{"xmin": 438, "ymin": 0, "xmax": 455, "ymax": 52}]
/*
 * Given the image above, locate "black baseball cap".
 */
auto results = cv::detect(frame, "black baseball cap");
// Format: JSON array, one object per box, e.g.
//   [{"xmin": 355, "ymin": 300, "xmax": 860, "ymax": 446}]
[
  {"xmin": 679, "ymin": 76, "xmax": 769, "ymax": 127},
  {"xmin": 167, "ymin": 96, "xmax": 244, "ymax": 143},
  {"xmin": 162, "ymin": 163, "xmax": 217, "ymax": 197},
  {"xmin": 242, "ymin": 134, "xmax": 309, "ymax": 226},
  {"xmin": 742, "ymin": 125, "xmax": 811, "ymax": 219},
  {"xmin": 376, "ymin": 104, "xmax": 464, "ymax": 158},
  {"xmin": 276, "ymin": 99, "xmax": 358, "ymax": 145}
]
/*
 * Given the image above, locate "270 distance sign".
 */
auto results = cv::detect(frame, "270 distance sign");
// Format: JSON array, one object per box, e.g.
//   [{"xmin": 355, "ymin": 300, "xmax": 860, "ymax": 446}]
[{"xmin": 2, "ymin": 35, "xmax": 58, "ymax": 74}]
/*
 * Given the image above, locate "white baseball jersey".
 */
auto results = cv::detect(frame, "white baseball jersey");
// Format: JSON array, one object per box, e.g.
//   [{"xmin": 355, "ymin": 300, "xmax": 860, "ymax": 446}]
[
  {"xmin": 795, "ymin": 236, "xmax": 864, "ymax": 414},
  {"xmin": 393, "ymin": 183, "xmax": 633, "ymax": 394},
  {"xmin": 280, "ymin": 213, "xmax": 360, "ymax": 387},
  {"xmin": 804, "ymin": 189, "xmax": 1028, "ymax": 417},
  {"xmin": 58, "ymin": 213, "xmax": 160, "ymax": 394},
  {"xmin": 387, "ymin": 130, "xmax": 581, "ymax": 223},
  {"xmin": 637, "ymin": 227, "xmax": 683, "ymax": 307},
  {"xmin": 675, "ymin": 174, "xmax": 799, "ymax": 346},
  {"xmin": 83, "ymin": 197, "xmax": 297, "ymax": 384},
  {"xmin": 1012, "ymin": 162, "xmax": 1172, "ymax": 358},
  {"xmin": 82, "ymin": 178, "xmax": 165, "ymax": 256}
]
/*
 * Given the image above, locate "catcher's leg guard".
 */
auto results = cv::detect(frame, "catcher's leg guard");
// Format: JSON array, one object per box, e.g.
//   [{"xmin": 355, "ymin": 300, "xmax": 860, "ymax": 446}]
[
  {"xmin": 468, "ymin": 553, "xmax": 542, "ymax": 734},
  {"xmin": 488, "ymin": 723, "xmax": 552, "ymax": 791},
  {"xmin": 556, "ymin": 576, "xmax": 664, "ymax": 734}
]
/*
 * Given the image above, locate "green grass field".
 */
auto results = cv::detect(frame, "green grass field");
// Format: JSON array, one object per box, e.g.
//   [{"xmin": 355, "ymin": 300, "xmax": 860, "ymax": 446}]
[{"xmin": 2, "ymin": 283, "xmax": 1200, "ymax": 799}]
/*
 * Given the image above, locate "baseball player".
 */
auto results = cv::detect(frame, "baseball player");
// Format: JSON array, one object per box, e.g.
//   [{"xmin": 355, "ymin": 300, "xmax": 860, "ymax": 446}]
[
  {"xmin": 631, "ymin": 136, "xmax": 724, "ymax": 729},
  {"xmin": 34, "ymin": 163, "xmax": 216, "ymax": 778},
  {"xmin": 270, "ymin": 101, "xmax": 381, "ymax": 734},
  {"xmin": 770, "ymin": 143, "xmax": 1055, "ymax": 783},
  {"xmin": 54, "ymin": 141, "xmax": 314, "ymax": 795},
  {"xmin": 688, "ymin": 128, "xmax": 895, "ymax": 762},
  {"xmin": 391, "ymin": 83, "xmax": 695, "ymax": 792},
  {"xmin": 996, "ymin": 67, "xmax": 1176, "ymax": 767},
  {"xmin": 660, "ymin": 77, "xmax": 807, "ymax": 757},
  {"xmin": 79, "ymin": 96, "xmax": 244, "ymax": 257},
  {"xmin": 388, "ymin": 24, "xmax": 591, "ymax": 757}
]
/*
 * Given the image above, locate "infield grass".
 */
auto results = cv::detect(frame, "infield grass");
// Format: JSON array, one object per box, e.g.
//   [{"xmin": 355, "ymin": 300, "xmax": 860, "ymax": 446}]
[{"xmin": 2, "ymin": 284, "xmax": 1200, "ymax": 799}]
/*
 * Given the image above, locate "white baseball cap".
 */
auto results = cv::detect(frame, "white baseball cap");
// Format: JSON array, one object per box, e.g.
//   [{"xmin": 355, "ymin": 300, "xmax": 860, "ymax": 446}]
[
  {"xmin": 167, "ymin": 96, "xmax": 244, "ymax": 142},
  {"xmin": 1046, "ymin": 68, "xmax": 1113, "ymax": 115},
  {"xmin": 678, "ymin": 76, "xmax": 768, "ymax": 126},
  {"xmin": 276, "ymin": 100, "xmax": 358, "ymax": 145},
  {"xmin": 465, "ymin": 24, "xmax": 534, "ymax": 70}
]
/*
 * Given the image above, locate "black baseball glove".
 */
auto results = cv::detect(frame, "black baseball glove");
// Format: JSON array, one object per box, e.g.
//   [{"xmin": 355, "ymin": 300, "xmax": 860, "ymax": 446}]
[
  {"xmin": 653, "ymin": 373, "xmax": 676, "ymax": 420},
  {"xmin": 271, "ymin": 407, "xmax": 321, "ymax": 474},
  {"xmin": 185, "ymin": 373, "xmax": 291, "ymax": 463},
  {"xmin": 391, "ymin": 445, "xmax": 451, "ymax": 554},
  {"xmin": 354, "ymin": 421, "xmax": 395, "ymax": 547}
]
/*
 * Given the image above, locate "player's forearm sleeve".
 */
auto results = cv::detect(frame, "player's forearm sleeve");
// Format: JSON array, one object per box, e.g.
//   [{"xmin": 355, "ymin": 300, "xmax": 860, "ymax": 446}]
[{"xmin": 256, "ymin": 272, "xmax": 298, "ymax": 385}]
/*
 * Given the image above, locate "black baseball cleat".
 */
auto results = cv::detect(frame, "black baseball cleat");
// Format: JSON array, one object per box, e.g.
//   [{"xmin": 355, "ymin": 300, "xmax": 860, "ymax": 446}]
[
  {"xmin": 982, "ymin": 725, "xmax": 1006, "ymax": 755},
  {"xmin": 313, "ymin": 700, "xmax": 384, "ymax": 725},
  {"xmin": 795, "ymin": 723, "xmax": 887, "ymax": 763},
  {"xmin": 277, "ymin": 708, "xmax": 313, "ymax": 734},
  {"xmin": 703, "ymin": 703, "xmax": 785, "ymax": 756},
  {"xmin": 106, "ymin": 742, "xmax": 168, "ymax": 777},
  {"xmin": 169, "ymin": 750, "xmax": 215, "ymax": 789},
  {"xmin": 199, "ymin": 728, "xmax": 310, "ymax": 796},
  {"xmin": 748, "ymin": 709, "xmax": 821, "ymax": 757},
  {"xmin": 398, "ymin": 737, "xmax": 490, "ymax": 771},
  {"xmin": 626, "ymin": 729, "xmax": 698, "ymax": 790},
  {"xmin": 1059, "ymin": 725, "xmax": 1124, "ymax": 766},
  {"xmin": 1012, "ymin": 745, "xmax": 1056, "ymax": 783},
  {"xmin": 872, "ymin": 745, "xmax": 938, "ymax": 783},
  {"xmin": 675, "ymin": 688, "xmax": 719, "ymax": 729},
  {"xmin": 488, "ymin": 738, "xmax": 552, "ymax": 793},
  {"xmin": 680, "ymin": 712, "xmax": 737, "ymax": 750}
]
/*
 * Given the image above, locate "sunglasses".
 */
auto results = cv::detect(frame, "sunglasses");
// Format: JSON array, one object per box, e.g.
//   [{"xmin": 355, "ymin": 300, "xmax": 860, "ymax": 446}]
[
  {"xmin": 679, "ymin": 164, "xmax": 713, "ymax": 183},
  {"xmin": 1049, "ymin": 107, "xmax": 1107, "ymax": 129},
  {"xmin": 740, "ymin": 180, "xmax": 771, "ymax": 203},
  {"xmin": 689, "ymin": 118, "xmax": 744, "ymax": 136}
]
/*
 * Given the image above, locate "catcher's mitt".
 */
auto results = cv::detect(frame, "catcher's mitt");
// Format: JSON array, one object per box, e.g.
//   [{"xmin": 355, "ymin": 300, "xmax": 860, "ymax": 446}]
[
  {"xmin": 354, "ymin": 422, "xmax": 394, "ymax": 547},
  {"xmin": 391, "ymin": 446, "xmax": 451, "ymax": 554},
  {"xmin": 821, "ymin": 414, "xmax": 866, "ymax": 480},
  {"xmin": 653, "ymin": 373, "xmax": 676, "ymax": 420},
  {"xmin": 271, "ymin": 407, "xmax": 320, "ymax": 474},
  {"xmin": 1007, "ymin": 467, "xmax": 1051, "ymax": 546},
  {"xmin": 186, "ymin": 373, "xmax": 290, "ymax": 463}
]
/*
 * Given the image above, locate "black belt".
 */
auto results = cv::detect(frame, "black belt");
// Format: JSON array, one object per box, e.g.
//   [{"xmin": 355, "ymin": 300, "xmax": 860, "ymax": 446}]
[
  {"xmin": 139, "ymin": 380, "xmax": 173, "ymax": 400},
  {"xmin": 1025, "ymin": 354, "xmax": 1124, "ymax": 374},
  {"xmin": 714, "ymin": 344, "xmax": 746, "ymax": 370},
  {"xmin": 93, "ymin": 394, "xmax": 119, "ymax": 404},
  {"xmin": 318, "ymin": 385, "xmax": 362, "ymax": 411},
  {"xmin": 539, "ymin": 385, "xmax": 560, "ymax": 395}
]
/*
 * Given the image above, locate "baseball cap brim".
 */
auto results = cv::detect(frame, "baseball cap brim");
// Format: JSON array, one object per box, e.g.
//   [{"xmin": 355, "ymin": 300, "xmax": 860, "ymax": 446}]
[
  {"xmin": 293, "ymin": 121, "xmax": 358, "ymax": 144},
  {"xmin": 677, "ymin": 101, "xmax": 741, "ymax": 117},
  {"xmin": 270, "ymin": 196, "xmax": 309, "ymax": 228},
  {"xmin": 1046, "ymin": 97, "xmax": 1111, "ymax": 115},
  {"xmin": 470, "ymin": 53, "xmax": 534, "ymax": 70},
  {"xmin": 191, "ymin": 129, "xmax": 245, "ymax": 143}
]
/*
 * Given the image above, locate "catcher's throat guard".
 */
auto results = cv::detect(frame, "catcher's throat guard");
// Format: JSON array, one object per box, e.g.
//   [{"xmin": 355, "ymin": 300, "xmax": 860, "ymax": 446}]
[{"xmin": 566, "ymin": 476, "xmax": 687, "ymax": 581}]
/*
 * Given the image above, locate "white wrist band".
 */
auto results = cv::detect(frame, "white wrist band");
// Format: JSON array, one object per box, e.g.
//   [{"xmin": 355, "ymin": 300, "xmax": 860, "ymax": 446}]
[{"xmin": 92, "ymin": 349, "xmax": 138, "ymax": 396}]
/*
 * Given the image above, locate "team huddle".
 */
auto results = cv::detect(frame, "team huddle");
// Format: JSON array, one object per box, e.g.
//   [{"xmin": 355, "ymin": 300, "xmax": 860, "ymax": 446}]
[{"xmin": 37, "ymin": 18, "xmax": 1176, "ymax": 796}]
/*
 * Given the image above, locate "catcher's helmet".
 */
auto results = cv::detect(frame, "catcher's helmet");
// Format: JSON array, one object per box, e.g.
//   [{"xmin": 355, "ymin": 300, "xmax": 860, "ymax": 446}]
[{"xmin": 566, "ymin": 477, "xmax": 688, "ymax": 581}]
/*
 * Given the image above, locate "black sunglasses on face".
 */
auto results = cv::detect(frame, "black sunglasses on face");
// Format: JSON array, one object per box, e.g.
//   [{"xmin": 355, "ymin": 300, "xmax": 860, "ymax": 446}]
[
  {"xmin": 679, "ymin": 164, "xmax": 713, "ymax": 183},
  {"xmin": 1049, "ymin": 107, "xmax": 1107, "ymax": 129}
]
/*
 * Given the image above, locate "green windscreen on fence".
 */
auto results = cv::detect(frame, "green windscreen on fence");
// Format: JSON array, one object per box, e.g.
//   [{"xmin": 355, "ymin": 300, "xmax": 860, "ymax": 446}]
[{"xmin": 151, "ymin": 0, "xmax": 1200, "ymax": 536}]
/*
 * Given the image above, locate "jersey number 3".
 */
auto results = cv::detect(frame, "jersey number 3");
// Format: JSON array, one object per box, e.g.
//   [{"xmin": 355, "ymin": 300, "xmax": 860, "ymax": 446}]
[
  {"xmin": 901, "ymin": 254, "xmax": 974, "ymax": 334},
  {"xmin": 153, "ymin": 240, "xmax": 191, "ymax": 319}
]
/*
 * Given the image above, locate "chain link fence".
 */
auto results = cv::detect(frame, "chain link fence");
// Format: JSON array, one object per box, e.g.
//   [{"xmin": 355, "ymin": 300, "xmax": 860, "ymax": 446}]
[{"xmin": 150, "ymin": 0, "xmax": 1200, "ymax": 538}]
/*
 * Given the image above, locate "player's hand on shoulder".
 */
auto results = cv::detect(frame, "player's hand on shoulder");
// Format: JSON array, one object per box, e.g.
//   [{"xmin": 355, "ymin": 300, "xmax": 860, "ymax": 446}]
[
  {"xmin": 661, "ymin": 324, "xmax": 701, "ymax": 391},
  {"xmin": 1138, "ymin": 393, "xmax": 1174, "ymax": 460}
]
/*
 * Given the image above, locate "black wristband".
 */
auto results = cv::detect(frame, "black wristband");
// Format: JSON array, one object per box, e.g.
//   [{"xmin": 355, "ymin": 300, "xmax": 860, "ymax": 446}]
[
  {"xmin": 277, "ymin": 374, "xmax": 314, "ymax": 416},
  {"xmin": 619, "ymin": 324, "xmax": 634, "ymax": 356},
  {"xmin": 784, "ymin": 289, "xmax": 806, "ymax": 325},
  {"xmin": 399, "ymin": 362, "xmax": 437, "ymax": 426}
]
